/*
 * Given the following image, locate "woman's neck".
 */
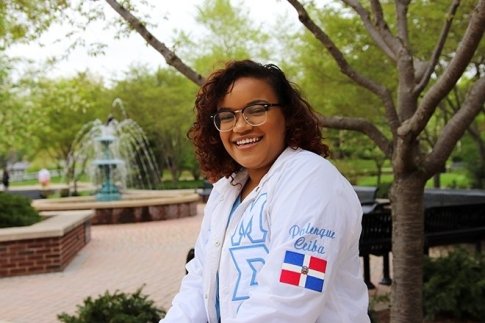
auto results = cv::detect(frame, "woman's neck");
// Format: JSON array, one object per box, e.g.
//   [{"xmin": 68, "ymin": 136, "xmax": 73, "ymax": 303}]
[
  {"xmin": 241, "ymin": 179, "xmax": 256, "ymax": 201},
  {"xmin": 240, "ymin": 171, "xmax": 264, "ymax": 201}
]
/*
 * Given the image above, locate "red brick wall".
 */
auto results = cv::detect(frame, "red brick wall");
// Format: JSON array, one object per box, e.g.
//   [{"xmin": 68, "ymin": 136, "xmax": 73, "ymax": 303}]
[
  {"xmin": 93, "ymin": 201, "xmax": 198, "ymax": 224},
  {"xmin": 0, "ymin": 221, "xmax": 91, "ymax": 278}
]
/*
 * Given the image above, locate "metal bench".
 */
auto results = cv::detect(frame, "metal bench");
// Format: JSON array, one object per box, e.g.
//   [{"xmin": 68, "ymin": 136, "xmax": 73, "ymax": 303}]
[
  {"xmin": 425, "ymin": 203, "xmax": 485, "ymax": 253},
  {"xmin": 353, "ymin": 186, "xmax": 379, "ymax": 205},
  {"xmin": 358, "ymin": 201, "xmax": 392, "ymax": 289},
  {"xmin": 359, "ymin": 201, "xmax": 485, "ymax": 289}
]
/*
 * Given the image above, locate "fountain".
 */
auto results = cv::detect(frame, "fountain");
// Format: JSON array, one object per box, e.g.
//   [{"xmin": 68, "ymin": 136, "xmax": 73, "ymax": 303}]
[
  {"xmin": 93, "ymin": 120, "xmax": 123, "ymax": 201},
  {"xmin": 64, "ymin": 98, "xmax": 162, "ymax": 196},
  {"xmin": 32, "ymin": 98, "xmax": 200, "ymax": 224}
]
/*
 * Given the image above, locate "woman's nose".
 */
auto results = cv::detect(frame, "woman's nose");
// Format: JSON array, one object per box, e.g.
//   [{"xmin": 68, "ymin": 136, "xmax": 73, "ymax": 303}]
[{"xmin": 233, "ymin": 112, "xmax": 251, "ymax": 131}]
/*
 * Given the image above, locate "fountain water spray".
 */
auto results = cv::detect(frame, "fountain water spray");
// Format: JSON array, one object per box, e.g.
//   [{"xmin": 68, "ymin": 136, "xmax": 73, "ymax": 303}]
[{"xmin": 65, "ymin": 98, "xmax": 161, "ymax": 200}]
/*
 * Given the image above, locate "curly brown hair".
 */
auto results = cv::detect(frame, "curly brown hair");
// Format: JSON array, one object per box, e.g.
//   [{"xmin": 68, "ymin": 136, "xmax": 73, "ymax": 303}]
[{"xmin": 188, "ymin": 59, "xmax": 329, "ymax": 182}]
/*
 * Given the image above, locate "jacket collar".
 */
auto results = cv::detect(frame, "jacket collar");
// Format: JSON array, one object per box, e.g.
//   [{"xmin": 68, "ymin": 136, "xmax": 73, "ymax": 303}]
[{"xmin": 211, "ymin": 146, "xmax": 301, "ymax": 195}]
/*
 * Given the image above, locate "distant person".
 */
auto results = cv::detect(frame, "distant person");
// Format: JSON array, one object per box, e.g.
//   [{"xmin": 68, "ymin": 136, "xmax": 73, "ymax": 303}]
[
  {"xmin": 2, "ymin": 168, "xmax": 9, "ymax": 191},
  {"xmin": 38, "ymin": 168, "xmax": 51, "ymax": 188}
]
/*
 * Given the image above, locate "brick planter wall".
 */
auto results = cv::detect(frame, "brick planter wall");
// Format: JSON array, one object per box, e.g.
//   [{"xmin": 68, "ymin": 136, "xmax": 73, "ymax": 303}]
[
  {"xmin": 93, "ymin": 200, "xmax": 198, "ymax": 225},
  {"xmin": 0, "ymin": 211, "xmax": 92, "ymax": 278},
  {"xmin": 31, "ymin": 190, "xmax": 201, "ymax": 225}
]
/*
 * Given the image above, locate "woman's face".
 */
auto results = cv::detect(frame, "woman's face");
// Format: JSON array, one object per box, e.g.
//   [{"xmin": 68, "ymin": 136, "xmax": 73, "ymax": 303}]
[{"xmin": 218, "ymin": 77, "xmax": 286, "ymax": 180}]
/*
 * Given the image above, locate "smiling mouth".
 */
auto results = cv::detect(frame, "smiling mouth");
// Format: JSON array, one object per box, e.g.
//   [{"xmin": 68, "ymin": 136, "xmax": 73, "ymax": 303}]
[{"xmin": 235, "ymin": 137, "xmax": 262, "ymax": 146}]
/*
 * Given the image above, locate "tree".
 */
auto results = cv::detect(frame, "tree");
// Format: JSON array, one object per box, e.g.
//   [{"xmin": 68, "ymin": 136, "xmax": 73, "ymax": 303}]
[
  {"xmin": 285, "ymin": 1, "xmax": 484, "ymax": 321},
  {"xmin": 110, "ymin": 66, "xmax": 198, "ymax": 182},
  {"xmin": 285, "ymin": 7, "xmax": 394, "ymax": 184},
  {"xmin": 99, "ymin": 1, "xmax": 485, "ymax": 321},
  {"xmin": 184, "ymin": 0, "xmax": 271, "ymax": 73},
  {"xmin": 29, "ymin": 73, "xmax": 111, "ymax": 169},
  {"xmin": 0, "ymin": 56, "xmax": 48, "ymax": 165},
  {"xmin": 0, "ymin": 0, "xmax": 68, "ymax": 48},
  {"xmin": 0, "ymin": 0, "xmax": 70, "ymax": 167},
  {"xmin": 444, "ymin": 82, "xmax": 485, "ymax": 188}
]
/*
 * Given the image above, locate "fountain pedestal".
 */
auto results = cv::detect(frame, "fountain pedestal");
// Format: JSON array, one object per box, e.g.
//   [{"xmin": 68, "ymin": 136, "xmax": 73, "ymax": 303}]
[
  {"xmin": 93, "ymin": 132, "xmax": 123, "ymax": 201},
  {"xmin": 95, "ymin": 162, "xmax": 122, "ymax": 201}
]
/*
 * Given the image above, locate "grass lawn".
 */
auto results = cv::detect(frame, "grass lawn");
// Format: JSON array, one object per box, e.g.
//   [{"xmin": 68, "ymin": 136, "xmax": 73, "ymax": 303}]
[
  {"xmin": 9, "ymin": 161, "xmax": 472, "ymax": 191},
  {"xmin": 356, "ymin": 171, "xmax": 470, "ymax": 188},
  {"xmin": 10, "ymin": 177, "xmax": 65, "ymax": 187}
]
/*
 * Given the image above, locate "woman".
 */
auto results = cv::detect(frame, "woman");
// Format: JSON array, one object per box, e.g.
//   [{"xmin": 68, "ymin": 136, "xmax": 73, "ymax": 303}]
[{"xmin": 161, "ymin": 60, "xmax": 370, "ymax": 322}]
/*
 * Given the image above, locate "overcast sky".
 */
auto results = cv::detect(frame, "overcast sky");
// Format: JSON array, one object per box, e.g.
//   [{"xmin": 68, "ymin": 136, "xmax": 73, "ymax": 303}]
[{"xmin": 7, "ymin": 0, "xmax": 294, "ymax": 81}]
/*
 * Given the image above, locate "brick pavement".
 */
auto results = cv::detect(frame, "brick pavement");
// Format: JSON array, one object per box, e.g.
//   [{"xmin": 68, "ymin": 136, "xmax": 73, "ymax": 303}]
[
  {"xmin": 0, "ymin": 204, "xmax": 204, "ymax": 323},
  {"xmin": 0, "ymin": 203, "xmax": 390, "ymax": 322}
]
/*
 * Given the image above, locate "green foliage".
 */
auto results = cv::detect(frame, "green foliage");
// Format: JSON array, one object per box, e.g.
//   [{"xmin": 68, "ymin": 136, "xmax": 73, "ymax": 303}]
[
  {"xmin": 30, "ymin": 73, "xmax": 112, "ymax": 164},
  {"xmin": 425, "ymin": 172, "xmax": 470, "ymax": 189},
  {"xmin": 408, "ymin": 1, "xmax": 482, "ymax": 61},
  {"xmin": 289, "ymin": 6, "xmax": 393, "ymax": 120},
  {"xmin": 356, "ymin": 175, "xmax": 393, "ymax": 187},
  {"xmin": 158, "ymin": 179, "xmax": 204, "ymax": 190},
  {"xmin": 423, "ymin": 248, "xmax": 485, "ymax": 321},
  {"xmin": 0, "ymin": 192, "xmax": 42, "ymax": 228},
  {"xmin": 356, "ymin": 171, "xmax": 471, "ymax": 189},
  {"xmin": 111, "ymin": 66, "xmax": 198, "ymax": 183},
  {"xmin": 454, "ymin": 132, "xmax": 485, "ymax": 189},
  {"xmin": 368, "ymin": 292, "xmax": 390, "ymax": 323},
  {"xmin": 375, "ymin": 182, "xmax": 392, "ymax": 199},
  {"xmin": 57, "ymin": 287, "xmax": 165, "ymax": 323},
  {"xmin": 0, "ymin": 55, "xmax": 39, "ymax": 161},
  {"xmin": 333, "ymin": 158, "xmax": 392, "ymax": 186},
  {"xmin": 179, "ymin": 0, "xmax": 272, "ymax": 74},
  {"xmin": 285, "ymin": 1, "xmax": 482, "ymax": 193},
  {"xmin": 0, "ymin": 0, "xmax": 68, "ymax": 48}
]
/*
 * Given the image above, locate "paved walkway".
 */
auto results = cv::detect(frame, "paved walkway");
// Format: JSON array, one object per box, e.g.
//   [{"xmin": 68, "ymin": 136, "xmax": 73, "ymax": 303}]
[{"xmin": 0, "ymin": 203, "xmax": 389, "ymax": 323}]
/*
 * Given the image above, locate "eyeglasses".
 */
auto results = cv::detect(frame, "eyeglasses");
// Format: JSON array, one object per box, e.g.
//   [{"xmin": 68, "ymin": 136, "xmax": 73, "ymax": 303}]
[{"xmin": 211, "ymin": 102, "xmax": 281, "ymax": 132}]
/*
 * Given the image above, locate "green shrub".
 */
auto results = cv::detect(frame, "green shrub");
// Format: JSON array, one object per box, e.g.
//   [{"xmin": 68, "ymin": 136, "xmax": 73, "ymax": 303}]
[
  {"xmin": 0, "ymin": 192, "xmax": 42, "ymax": 228},
  {"xmin": 57, "ymin": 287, "xmax": 165, "ymax": 323},
  {"xmin": 368, "ymin": 293, "xmax": 390, "ymax": 323},
  {"xmin": 375, "ymin": 182, "xmax": 392, "ymax": 199},
  {"xmin": 158, "ymin": 179, "xmax": 204, "ymax": 190},
  {"xmin": 423, "ymin": 248, "xmax": 485, "ymax": 321}
]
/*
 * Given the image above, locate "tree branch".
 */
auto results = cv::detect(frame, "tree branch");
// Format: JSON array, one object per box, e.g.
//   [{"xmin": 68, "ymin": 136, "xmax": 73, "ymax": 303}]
[
  {"xmin": 394, "ymin": 1, "xmax": 423, "ymax": 122},
  {"xmin": 414, "ymin": 0, "xmax": 461, "ymax": 94},
  {"xmin": 370, "ymin": 0, "xmax": 385, "ymax": 23},
  {"xmin": 342, "ymin": 0, "xmax": 398, "ymax": 62},
  {"xmin": 399, "ymin": 0, "xmax": 485, "ymax": 138},
  {"xmin": 286, "ymin": 0, "xmax": 400, "ymax": 134},
  {"xmin": 395, "ymin": 0, "xmax": 410, "ymax": 48},
  {"xmin": 424, "ymin": 76, "xmax": 485, "ymax": 176},
  {"xmin": 104, "ymin": 0, "xmax": 205, "ymax": 86},
  {"xmin": 318, "ymin": 115, "xmax": 393, "ymax": 157}
]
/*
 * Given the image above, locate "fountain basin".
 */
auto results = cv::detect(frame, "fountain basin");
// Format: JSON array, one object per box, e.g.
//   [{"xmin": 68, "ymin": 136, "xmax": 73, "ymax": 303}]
[{"xmin": 32, "ymin": 189, "xmax": 200, "ymax": 225}]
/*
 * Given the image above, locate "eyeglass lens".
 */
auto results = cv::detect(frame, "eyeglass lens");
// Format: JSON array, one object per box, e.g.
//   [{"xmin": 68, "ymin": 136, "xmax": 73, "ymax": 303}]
[{"xmin": 214, "ymin": 104, "xmax": 268, "ymax": 131}]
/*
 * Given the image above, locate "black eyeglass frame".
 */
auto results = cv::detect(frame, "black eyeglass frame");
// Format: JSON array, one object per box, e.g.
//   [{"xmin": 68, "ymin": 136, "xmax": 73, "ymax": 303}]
[{"xmin": 211, "ymin": 102, "xmax": 281, "ymax": 132}]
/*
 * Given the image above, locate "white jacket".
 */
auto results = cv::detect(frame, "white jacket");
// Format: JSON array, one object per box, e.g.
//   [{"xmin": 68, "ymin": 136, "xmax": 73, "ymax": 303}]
[{"xmin": 161, "ymin": 148, "xmax": 370, "ymax": 322}]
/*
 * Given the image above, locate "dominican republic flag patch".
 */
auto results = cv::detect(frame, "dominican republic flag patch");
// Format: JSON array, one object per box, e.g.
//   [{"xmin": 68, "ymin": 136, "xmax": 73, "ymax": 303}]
[{"xmin": 279, "ymin": 250, "xmax": 327, "ymax": 292}]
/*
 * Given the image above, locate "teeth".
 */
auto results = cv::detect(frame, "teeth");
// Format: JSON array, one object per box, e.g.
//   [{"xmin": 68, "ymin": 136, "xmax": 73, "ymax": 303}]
[{"xmin": 236, "ymin": 137, "xmax": 260, "ymax": 145}]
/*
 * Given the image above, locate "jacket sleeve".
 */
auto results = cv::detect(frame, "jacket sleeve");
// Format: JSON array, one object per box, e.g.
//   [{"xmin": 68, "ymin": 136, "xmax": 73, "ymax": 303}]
[
  {"xmin": 160, "ymin": 199, "xmax": 213, "ymax": 323},
  {"xmin": 226, "ymin": 157, "xmax": 370, "ymax": 323}
]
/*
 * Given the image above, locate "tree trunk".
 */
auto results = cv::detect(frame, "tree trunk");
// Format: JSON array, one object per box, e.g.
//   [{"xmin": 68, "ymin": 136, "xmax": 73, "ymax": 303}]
[{"xmin": 389, "ymin": 174, "xmax": 426, "ymax": 322}]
